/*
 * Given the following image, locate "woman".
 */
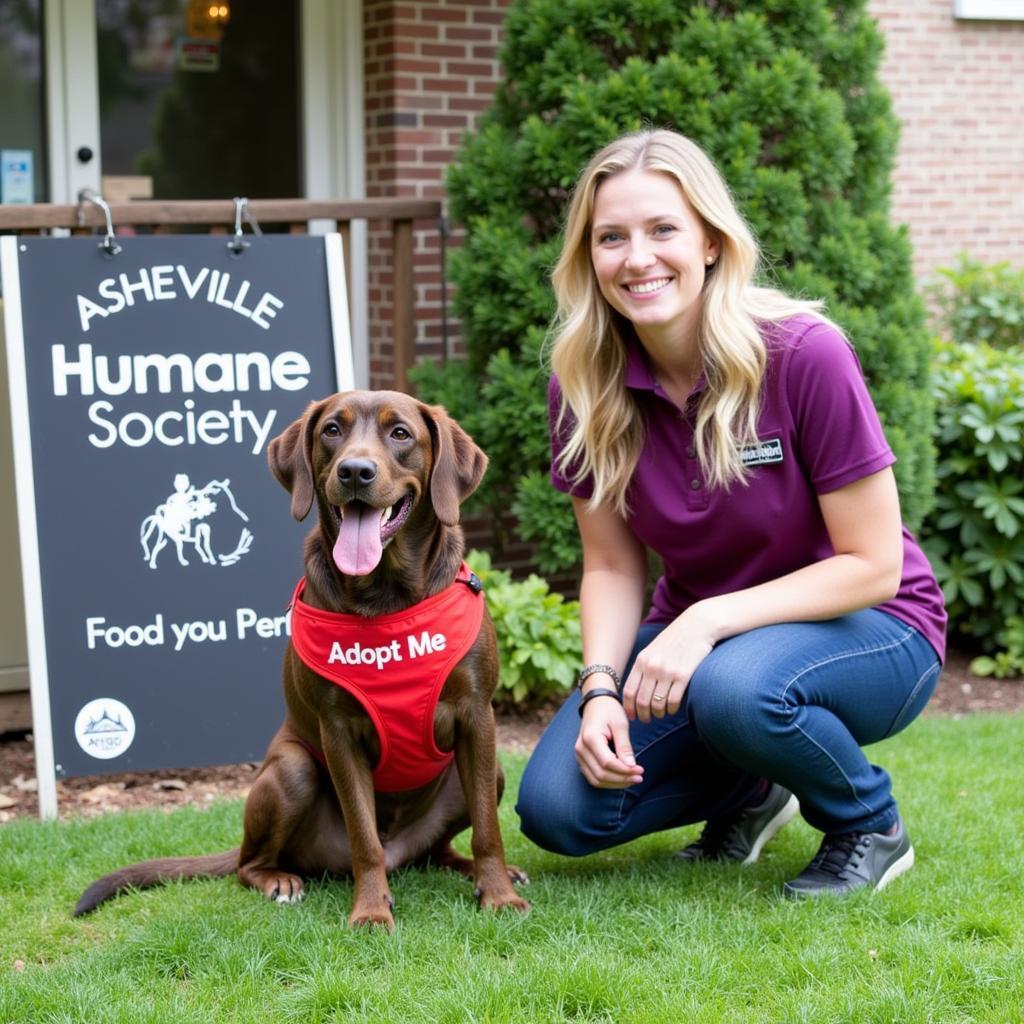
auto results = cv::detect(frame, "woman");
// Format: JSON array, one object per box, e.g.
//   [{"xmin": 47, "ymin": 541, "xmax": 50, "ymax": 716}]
[{"xmin": 515, "ymin": 129, "xmax": 946, "ymax": 897}]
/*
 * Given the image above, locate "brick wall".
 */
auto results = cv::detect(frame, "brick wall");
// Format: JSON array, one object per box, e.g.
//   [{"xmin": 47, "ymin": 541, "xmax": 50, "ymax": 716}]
[
  {"xmin": 870, "ymin": 0, "xmax": 1024, "ymax": 281},
  {"xmin": 362, "ymin": 0, "xmax": 510, "ymax": 388}
]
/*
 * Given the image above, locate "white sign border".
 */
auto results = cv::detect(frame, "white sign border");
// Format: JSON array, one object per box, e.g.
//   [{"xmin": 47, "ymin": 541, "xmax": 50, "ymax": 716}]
[
  {"xmin": 325, "ymin": 232, "xmax": 355, "ymax": 392},
  {"xmin": 1, "ymin": 235, "xmax": 59, "ymax": 819}
]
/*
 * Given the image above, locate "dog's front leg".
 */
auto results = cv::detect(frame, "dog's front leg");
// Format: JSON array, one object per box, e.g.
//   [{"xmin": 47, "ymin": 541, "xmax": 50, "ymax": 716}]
[
  {"xmin": 455, "ymin": 705, "xmax": 530, "ymax": 914},
  {"xmin": 321, "ymin": 736, "xmax": 395, "ymax": 932}
]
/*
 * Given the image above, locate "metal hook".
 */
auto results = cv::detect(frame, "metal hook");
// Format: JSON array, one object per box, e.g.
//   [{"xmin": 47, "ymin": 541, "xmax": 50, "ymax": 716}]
[
  {"xmin": 228, "ymin": 197, "xmax": 262, "ymax": 255},
  {"xmin": 78, "ymin": 188, "xmax": 122, "ymax": 256}
]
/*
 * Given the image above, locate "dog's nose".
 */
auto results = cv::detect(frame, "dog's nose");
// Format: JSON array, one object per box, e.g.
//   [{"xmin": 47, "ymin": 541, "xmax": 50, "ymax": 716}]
[{"xmin": 338, "ymin": 458, "xmax": 377, "ymax": 487}]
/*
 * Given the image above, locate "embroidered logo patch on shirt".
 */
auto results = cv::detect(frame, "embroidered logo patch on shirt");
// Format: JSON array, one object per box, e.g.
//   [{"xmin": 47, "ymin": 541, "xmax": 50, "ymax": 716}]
[{"xmin": 740, "ymin": 437, "xmax": 784, "ymax": 466}]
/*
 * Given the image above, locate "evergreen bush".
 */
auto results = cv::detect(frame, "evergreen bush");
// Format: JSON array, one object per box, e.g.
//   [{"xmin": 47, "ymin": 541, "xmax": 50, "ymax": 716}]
[{"xmin": 414, "ymin": 0, "xmax": 935, "ymax": 573}]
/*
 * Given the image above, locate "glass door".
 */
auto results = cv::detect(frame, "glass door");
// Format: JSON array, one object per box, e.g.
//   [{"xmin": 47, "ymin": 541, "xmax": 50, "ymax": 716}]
[
  {"xmin": 96, "ymin": 0, "xmax": 301, "ymax": 202},
  {"xmin": 0, "ymin": 0, "xmax": 48, "ymax": 204},
  {"xmin": 5, "ymin": 0, "xmax": 360, "ymax": 206}
]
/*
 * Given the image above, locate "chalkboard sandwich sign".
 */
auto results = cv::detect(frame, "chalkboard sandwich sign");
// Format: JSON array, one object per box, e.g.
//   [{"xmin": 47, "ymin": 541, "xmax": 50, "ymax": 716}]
[{"xmin": 1, "ymin": 233, "xmax": 353, "ymax": 817}]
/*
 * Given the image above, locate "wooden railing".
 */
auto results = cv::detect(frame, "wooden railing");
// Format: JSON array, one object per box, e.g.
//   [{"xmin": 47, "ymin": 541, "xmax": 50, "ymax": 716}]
[{"xmin": 0, "ymin": 197, "xmax": 442, "ymax": 392}]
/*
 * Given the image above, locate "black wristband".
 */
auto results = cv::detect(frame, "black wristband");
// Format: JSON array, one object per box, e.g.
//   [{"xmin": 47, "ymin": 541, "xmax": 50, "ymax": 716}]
[
  {"xmin": 577, "ymin": 663, "xmax": 622, "ymax": 691},
  {"xmin": 577, "ymin": 687, "xmax": 622, "ymax": 717}
]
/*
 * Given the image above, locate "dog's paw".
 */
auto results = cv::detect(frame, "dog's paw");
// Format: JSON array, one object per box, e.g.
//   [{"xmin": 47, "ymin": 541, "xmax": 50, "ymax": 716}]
[
  {"xmin": 263, "ymin": 873, "xmax": 305, "ymax": 905},
  {"xmin": 348, "ymin": 895, "xmax": 395, "ymax": 933},
  {"xmin": 475, "ymin": 887, "xmax": 531, "ymax": 914},
  {"xmin": 506, "ymin": 864, "xmax": 530, "ymax": 886}
]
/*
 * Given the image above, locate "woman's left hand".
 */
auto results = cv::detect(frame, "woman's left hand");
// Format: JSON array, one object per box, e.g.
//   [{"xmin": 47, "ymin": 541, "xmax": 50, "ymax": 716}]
[{"xmin": 622, "ymin": 605, "xmax": 719, "ymax": 723}]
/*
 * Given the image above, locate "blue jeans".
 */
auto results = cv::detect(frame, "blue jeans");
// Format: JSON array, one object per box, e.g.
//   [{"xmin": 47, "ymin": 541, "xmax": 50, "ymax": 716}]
[{"xmin": 516, "ymin": 610, "xmax": 941, "ymax": 855}]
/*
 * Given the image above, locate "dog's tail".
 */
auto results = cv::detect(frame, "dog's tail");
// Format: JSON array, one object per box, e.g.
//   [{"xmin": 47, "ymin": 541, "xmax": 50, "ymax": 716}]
[{"xmin": 73, "ymin": 849, "xmax": 240, "ymax": 916}]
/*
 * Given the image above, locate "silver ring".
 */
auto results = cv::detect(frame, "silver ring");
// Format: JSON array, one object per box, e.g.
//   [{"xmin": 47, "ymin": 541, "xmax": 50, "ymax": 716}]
[{"xmin": 652, "ymin": 694, "xmax": 665, "ymax": 702}]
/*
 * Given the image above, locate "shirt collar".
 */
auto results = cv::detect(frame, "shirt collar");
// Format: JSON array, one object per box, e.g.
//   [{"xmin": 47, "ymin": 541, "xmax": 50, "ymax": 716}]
[{"xmin": 623, "ymin": 334, "xmax": 708, "ymax": 402}]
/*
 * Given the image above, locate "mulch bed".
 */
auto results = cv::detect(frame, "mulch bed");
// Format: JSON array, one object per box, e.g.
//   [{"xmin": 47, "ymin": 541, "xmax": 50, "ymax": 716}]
[{"xmin": 1, "ymin": 650, "xmax": 1019, "ymax": 823}]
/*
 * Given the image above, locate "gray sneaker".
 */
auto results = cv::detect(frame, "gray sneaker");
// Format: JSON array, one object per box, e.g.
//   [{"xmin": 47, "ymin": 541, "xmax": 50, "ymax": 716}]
[
  {"xmin": 783, "ymin": 816, "xmax": 914, "ymax": 898},
  {"xmin": 676, "ymin": 782, "xmax": 799, "ymax": 866}
]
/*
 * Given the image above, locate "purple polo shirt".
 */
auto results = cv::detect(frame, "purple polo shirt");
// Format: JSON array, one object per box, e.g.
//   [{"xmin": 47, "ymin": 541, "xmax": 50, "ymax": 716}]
[{"xmin": 549, "ymin": 315, "xmax": 947, "ymax": 661}]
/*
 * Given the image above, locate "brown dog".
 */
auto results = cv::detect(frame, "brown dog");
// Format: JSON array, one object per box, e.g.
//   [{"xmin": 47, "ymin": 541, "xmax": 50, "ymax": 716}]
[{"xmin": 75, "ymin": 391, "xmax": 529, "ymax": 930}]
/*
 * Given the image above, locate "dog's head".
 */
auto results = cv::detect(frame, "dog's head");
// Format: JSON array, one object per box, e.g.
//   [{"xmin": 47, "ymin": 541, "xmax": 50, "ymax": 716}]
[{"xmin": 268, "ymin": 391, "xmax": 487, "ymax": 576}]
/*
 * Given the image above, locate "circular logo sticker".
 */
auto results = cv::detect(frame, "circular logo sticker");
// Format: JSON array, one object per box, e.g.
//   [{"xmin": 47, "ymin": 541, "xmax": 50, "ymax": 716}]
[{"xmin": 74, "ymin": 698, "xmax": 136, "ymax": 760}]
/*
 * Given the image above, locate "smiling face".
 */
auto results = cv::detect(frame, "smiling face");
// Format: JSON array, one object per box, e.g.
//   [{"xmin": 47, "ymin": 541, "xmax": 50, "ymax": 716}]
[
  {"xmin": 313, "ymin": 393, "xmax": 430, "ymax": 576},
  {"xmin": 268, "ymin": 390, "xmax": 487, "ymax": 586},
  {"xmin": 589, "ymin": 168, "xmax": 719, "ymax": 353}
]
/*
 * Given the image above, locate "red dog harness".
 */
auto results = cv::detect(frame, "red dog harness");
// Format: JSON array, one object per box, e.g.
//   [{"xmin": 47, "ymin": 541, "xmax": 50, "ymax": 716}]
[{"xmin": 289, "ymin": 565, "xmax": 484, "ymax": 792}]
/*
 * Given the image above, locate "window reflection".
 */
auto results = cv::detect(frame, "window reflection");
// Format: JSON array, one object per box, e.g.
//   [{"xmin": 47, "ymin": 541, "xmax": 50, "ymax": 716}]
[
  {"xmin": 0, "ymin": 0, "xmax": 46, "ymax": 204},
  {"xmin": 97, "ymin": 0, "xmax": 300, "ymax": 201}
]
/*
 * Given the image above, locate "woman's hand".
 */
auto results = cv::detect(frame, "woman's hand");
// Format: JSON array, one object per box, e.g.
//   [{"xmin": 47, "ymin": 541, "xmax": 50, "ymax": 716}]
[
  {"xmin": 574, "ymin": 696, "xmax": 645, "ymax": 788},
  {"xmin": 622, "ymin": 607, "xmax": 718, "ymax": 723}
]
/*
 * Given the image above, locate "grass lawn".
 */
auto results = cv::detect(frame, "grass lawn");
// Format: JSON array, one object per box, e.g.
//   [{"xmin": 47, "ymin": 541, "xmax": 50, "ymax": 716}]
[{"xmin": 1, "ymin": 712, "xmax": 1022, "ymax": 1024}]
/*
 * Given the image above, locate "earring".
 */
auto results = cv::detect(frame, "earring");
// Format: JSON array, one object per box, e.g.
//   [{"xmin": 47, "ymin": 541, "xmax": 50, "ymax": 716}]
[{"xmin": 705, "ymin": 256, "xmax": 715, "ymax": 265}]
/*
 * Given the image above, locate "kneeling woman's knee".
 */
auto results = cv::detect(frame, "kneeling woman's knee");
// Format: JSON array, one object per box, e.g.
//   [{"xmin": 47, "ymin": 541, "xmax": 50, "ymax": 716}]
[
  {"xmin": 516, "ymin": 760, "xmax": 613, "ymax": 858},
  {"xmin": 687, "ymin": 660, "xmax": 782, "ymax": 749}
]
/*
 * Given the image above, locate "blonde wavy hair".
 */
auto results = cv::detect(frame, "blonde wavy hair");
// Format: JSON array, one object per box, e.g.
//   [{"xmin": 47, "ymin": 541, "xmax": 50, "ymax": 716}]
[{"xmin": 550, "ymin": 129, "xmax": 832, "ymax": 514}]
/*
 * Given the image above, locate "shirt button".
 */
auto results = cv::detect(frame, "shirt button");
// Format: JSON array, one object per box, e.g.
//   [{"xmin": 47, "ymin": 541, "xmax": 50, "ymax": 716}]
[{"xmin": 690, "ymin": 478, "xmax": 701, "ymax": 490}]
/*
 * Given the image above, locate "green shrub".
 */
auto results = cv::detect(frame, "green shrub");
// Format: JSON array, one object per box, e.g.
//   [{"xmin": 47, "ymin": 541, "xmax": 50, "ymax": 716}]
[
  {"xmin": 928, "ymin": 254, "xmax": 1024, "ymax": 350},
  {"xmin": 921, "ymin": 340, "xmax": 1024, "ymax": 674},
  {"xmin": 415, "ymin": 0, "xmax": 936, "ymax": 573},
  {"xmin": 969, "ymin": 617, "xmax": 1024, "ymax": 680},
  {"xmin": 467, "ymin": 549, "xmax": 581, "ymax": 703}
]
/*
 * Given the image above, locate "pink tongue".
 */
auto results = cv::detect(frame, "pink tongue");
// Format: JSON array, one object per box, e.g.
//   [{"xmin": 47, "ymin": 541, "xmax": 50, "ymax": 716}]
[{"xmin": 332, "ymin": 504, "xmax": 383, "ymax": 576}]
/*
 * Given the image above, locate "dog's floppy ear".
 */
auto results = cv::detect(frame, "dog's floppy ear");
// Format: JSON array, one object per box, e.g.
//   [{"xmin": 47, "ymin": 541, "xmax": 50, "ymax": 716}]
[
  {"xmin": 420, "ymin": 402, "xmax": 487, "ymax": 527},
  {"xmin": 267, "ymin": 399, "xmax": 329, "ymax": 521}
]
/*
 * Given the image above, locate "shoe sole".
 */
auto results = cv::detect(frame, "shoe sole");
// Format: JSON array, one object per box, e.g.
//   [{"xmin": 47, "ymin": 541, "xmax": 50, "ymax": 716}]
[
  {"xmin": 874, "ymin": 843, "xmax": 915, "ymax": 891},
  {"xmin": 741, "ymin": 794, "xmax": 800, "ymax": 866}
]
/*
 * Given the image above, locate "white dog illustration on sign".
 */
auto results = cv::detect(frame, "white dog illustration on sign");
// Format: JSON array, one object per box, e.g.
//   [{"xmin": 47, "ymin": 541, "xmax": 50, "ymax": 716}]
[{"xmin": 140, "ymin": 474, "xmax": 252, "ymax": 569}]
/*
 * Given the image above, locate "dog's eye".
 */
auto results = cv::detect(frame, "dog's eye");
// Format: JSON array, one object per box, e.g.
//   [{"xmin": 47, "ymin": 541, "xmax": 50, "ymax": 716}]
[
  {"xmin": 322, "ymin": 423, "xmax": 340, "ymax": 438},
  {"xmin": 390, "ymin": 426, "xmax": 411, "ymax": 441}
]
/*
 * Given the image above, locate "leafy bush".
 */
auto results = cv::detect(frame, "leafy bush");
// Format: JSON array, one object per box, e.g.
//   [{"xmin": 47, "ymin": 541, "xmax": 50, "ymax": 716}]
[
  {"xmin": 467, "ymin": 549, "xmax": 581, "ymax": 704},
  {"xmin": 415, "ymin": 0, "xmax": 936, "ymax": 573},
  {"xmin": 928, "ymin": 254, "xmax": 1024, "ymax": 350},
  {"xmin": 969, "ymin": 617, "xmax": 1024, "ymax": 680},
  {"xmin": 921, "ymin": 340, "xmax": 1024, "ymax": 674}
]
